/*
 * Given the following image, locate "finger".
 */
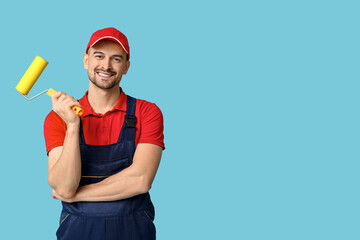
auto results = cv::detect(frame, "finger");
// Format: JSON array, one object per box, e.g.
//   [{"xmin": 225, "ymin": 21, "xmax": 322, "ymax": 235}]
[
  {"xmin": 52, "ymin": 91, "xmax": 63, "ymax": 99},
  {"xmin": 60, "ymin": 94, "xmax": 77, "ymax": 106},
  {"xmin": 73, "ymin": 101, "xmax": 82, "ymax": 107},
  {"xmin": 67, "ymin": 95, "xmax": 75, "ymax": 101},
  {"xmin": 71, "ymin": 100, "xmax": 81, "ymax": 107},
  {"xmin": 62, "ymin": 98, "xmax": 79, "ymax": 108},
  {"xmin": 57, "ymin": 94, "xmax": 69, "ymax": 104},
  {"xmin": 52, "ymin": 92, "xmax": 67, "ymax": 106},
  {"xmin": 51, "ymin": 91, "xmax": 64, "ymax": 105}
]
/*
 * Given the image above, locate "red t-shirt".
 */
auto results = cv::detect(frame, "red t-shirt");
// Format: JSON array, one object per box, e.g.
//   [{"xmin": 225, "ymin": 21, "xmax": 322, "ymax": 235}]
[{"xmin": 44, "ymin": 88, "xmax": 165, "ymax": 155}]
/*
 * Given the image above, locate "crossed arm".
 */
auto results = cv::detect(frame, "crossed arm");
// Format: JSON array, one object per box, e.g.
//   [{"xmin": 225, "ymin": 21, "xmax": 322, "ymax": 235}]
[
  {"xmin": 47, "ymin": 91, "xmax": 163, "ymax": 203},
  {"xmin": 49, "ymin": 140, "xmax": 162, "ymax": 203}
]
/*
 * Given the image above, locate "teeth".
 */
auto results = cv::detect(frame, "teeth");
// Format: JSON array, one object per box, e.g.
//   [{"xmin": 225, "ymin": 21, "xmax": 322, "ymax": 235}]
[{"xmin": 98, "ymin": 72, "xmax": 111, "ymax": 77}]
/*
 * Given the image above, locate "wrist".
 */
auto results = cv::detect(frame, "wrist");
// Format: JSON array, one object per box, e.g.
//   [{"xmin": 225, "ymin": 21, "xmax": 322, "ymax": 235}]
[
  {"xmin": 72, "ymin": 186, "xmax": 86, "ymax": 202},
  {"xmin": 66, "ymin": 121, "xmax": 80, "ymax": 132}
]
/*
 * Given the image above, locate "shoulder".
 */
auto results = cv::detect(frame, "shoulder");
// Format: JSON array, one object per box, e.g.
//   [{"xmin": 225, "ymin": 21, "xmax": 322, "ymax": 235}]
[
  {"xmin": 44, "ymin": 110, "xmax": 66, "ymax": 130},
  {"xmin": 132, "ymin": 97, "xmax": 165, "ymax": 149},
  {"xmin": 134, "ymin": 97, "xmax": 164, "ymax": 132},
  {"xmin": 45, "ymin": 110, "xmax": 64, "ymax": 124},
  {"xmin": 43, "ymin": 110, "xmax": 67, "ymax": 155},
  {"xmin": 135, "ymin": 98, "xmax": 163, "ymax": 118}
]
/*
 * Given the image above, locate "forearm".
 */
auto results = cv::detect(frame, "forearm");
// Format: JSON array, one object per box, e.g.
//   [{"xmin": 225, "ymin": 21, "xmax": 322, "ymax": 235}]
[
  {"xmin": 51, "ymin": 143, "xmax": 162, "ymax": 203},
  {"xmin": 48, "ymin": 123, "xmax": 81, "ymax": 198},
  {"xmin": 73, "ymin": 168, "xmax": 148, "ymax": 202}
]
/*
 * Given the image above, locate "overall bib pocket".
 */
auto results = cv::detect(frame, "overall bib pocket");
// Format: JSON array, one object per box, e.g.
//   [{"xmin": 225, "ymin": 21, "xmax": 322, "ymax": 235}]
[{"xmin": 80, "ymin": 157, "xmax": 130, "ymax": 186}]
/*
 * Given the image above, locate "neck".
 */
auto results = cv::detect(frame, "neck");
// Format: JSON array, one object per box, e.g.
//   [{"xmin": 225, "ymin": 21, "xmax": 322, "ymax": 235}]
[{"xmin": 87, "ymin": 83, "xmax": 121, "ymax": 114}]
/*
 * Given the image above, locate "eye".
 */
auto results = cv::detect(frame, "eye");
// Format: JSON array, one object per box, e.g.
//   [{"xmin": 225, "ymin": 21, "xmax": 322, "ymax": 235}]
[{"xmin": 95, "ymin": 55, "xmax": 103, "ymax": 59}]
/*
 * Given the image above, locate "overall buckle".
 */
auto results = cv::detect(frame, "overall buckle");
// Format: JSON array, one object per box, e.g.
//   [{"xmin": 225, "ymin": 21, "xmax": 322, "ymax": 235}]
[{"xmin": 125, "ymin": 115, "xmax": 137, "ymax": 128}]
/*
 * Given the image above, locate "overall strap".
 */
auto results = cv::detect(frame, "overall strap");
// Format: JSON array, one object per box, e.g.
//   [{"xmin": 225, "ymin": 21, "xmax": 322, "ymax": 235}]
[
  {"xmin": 79, "ymin": 119, "xmax": 85, "ymax": 145},
  {"xmin": 79, "ymin": 96, "xmax": 137, "ymax": 145},
  {"xmin": 78, "ymin": 97, "xmax": 85, "ymax": 145},
  {"xmin": 122, "ymin": 95, "xmax": 137, "ymax": 142}
]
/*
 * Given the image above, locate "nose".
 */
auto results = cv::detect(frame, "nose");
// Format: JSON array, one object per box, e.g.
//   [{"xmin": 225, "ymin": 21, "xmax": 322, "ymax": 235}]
[{"xmin": 101, "ymin": 57, "xmax": 112, "ymax": 70}]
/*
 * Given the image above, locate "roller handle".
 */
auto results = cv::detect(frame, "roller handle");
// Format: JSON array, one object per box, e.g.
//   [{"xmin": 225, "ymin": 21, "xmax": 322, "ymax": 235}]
[{"xmin": 47, "ymin": 88, "xmax": 83, "ymax": 117}]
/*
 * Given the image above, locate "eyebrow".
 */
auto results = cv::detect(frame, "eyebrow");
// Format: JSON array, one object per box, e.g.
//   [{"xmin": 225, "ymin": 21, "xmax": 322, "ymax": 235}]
[
  {"xmin": 93, "ymin": 51, "xmax": 104, "ymax": 55},
  {"xmin": 93, "ymin": 51, "xmax": 124, "ymax": 59}
]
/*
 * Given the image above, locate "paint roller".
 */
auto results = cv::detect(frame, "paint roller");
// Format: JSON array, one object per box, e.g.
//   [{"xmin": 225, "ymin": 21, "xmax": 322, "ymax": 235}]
[{"xmin": 15, "ymin": 56, "xmax": 83, "ymax": 116}]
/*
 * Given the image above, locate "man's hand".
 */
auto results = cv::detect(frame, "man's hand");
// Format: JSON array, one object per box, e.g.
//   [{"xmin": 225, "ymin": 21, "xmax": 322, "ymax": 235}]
[
  {"xmin": 52, "ymin": 189, "xmax": 75, "ymax": 203},
  {"xmin": 51, "ymin": 91, "xmax": 81, "ymax": 126}
]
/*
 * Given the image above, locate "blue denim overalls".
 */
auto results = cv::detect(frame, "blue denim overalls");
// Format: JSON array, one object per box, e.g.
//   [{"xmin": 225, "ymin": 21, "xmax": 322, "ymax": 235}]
[{"xmin": 56, "ymin": 96, "xmax": 156, "ymax": 240}]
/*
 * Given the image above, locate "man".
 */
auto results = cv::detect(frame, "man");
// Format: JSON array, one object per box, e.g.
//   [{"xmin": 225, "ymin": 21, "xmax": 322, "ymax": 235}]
[{"xmin": 44, "ymin": 27, "xmax": 165, "ymax": 240}]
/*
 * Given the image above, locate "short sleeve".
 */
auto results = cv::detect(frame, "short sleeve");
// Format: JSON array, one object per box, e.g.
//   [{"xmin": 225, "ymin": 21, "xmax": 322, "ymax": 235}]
[
  {"xmin": 43, "ymin": 110, "xmax": 67, "ymax": 155},
  {"xmin": 137, "ymin": 101, "xmax": 165, "ymax": 150}
]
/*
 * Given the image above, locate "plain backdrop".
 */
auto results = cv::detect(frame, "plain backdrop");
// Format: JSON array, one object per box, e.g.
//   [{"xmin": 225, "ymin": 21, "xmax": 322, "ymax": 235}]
[{"xmin": 1, "ymin": 0, "xmax": 359, "ymax": 239}]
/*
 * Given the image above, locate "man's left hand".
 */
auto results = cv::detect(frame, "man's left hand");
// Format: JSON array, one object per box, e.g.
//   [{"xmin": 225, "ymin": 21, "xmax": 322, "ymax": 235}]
[{"xmin": 52, "ymin": 189, "xmax": 75, "ymax": 203}]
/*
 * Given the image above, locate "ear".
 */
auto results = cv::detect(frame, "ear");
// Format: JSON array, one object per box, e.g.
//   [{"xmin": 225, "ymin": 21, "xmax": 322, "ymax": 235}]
[
  {"xmin": 83, "ymin": 53, "xmax": 89, "ymax": 70},
  {"xmin": 123, "ymin": 61, "xmax": 130, "ymax": 75}
]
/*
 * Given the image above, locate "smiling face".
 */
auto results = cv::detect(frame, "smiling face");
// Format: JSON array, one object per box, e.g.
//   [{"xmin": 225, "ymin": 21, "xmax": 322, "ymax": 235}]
[{"xmin": 83, "ymin": 40, "xmax": 130, "ymax": 90}]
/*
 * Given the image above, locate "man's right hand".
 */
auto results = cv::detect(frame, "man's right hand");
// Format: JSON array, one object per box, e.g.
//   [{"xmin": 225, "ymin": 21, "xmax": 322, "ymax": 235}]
[{"xmin": 51, "ymin": 91, "xmax": 81, "ymax": 126}]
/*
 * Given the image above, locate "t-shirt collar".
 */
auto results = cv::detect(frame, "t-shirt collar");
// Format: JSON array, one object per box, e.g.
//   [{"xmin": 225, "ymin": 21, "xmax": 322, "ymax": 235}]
[{"xmin": 79, "ymin": 87, "xmax": 127, "ymax": 117}]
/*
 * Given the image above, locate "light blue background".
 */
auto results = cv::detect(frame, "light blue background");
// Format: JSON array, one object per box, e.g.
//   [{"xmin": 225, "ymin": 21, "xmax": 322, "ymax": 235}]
[{"xmin": 1, "ymin": 0, "xmax": 359, "ymax": 239}]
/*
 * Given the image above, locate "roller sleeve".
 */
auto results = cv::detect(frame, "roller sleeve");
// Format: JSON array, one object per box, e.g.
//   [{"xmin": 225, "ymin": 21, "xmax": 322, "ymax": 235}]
[{"xmin": 16, "ymin": 56, "xmax": 48, "ymax": 95}]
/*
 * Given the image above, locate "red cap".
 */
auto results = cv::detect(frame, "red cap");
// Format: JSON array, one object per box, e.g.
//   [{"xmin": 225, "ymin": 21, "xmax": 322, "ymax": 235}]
[{"xmin": 86, "ymin": 27, "xmax": 130, "ymax": 60}]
